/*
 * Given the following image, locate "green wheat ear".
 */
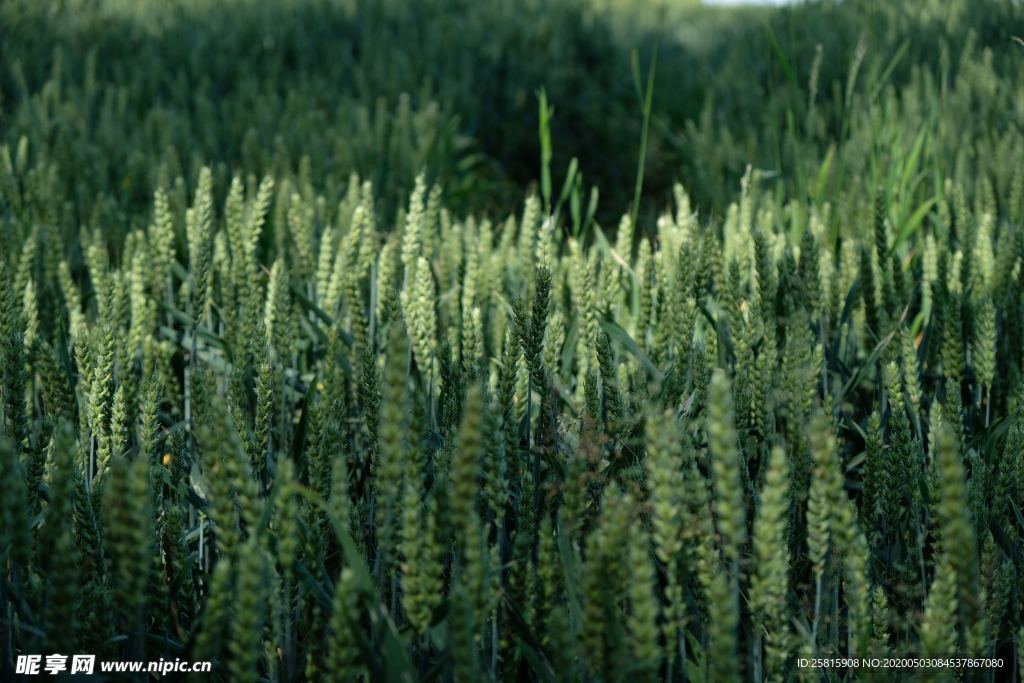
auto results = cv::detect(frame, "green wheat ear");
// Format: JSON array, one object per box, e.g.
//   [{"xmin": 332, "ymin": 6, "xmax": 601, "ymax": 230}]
[
  {"xmin": 327, "ymin": 566, "xmax": 362, "ymax": 679},
  {"xmin": 451, "ymin": 382, "xmax": 483, "ymax": 543},
  {"xmin": 227, "ymin": 537, "xmax": 269, "ymax": 681},
  {"xmin": 707, "ymin": 368, "xmax": 745, "ymax": 562},
  {"xmin": 645, "ymin": 405, "xmax": 684, "ymax": 569},
  {"xmin": 192, "ymin": 548, "xmax": 234, "ymax": 665},
  {"xmin": 933, "ymin": 418, "xmax": 981, "ymax": 639},
  {"xmin": 448, "ymin": 575, "xmax": 479, "ymax": 682},
  {"xmin": 376, "ymin": 315, "xmax": 409, "ymax": 569},
  {"xmin": 0, "ymin": 436, "xmax": 32, "ymax": 577},
  {"xmin": 751, "ymin": 445, "xmax": 792, "ymax": 682},
  {"xmin": 805, "ymin": 408, "xmax": 848, "ymax": 658},
  {"xmin": 265, "ymin": 257, "xmax": 293, "ymax": 362},
  {"xmin": 920, "ymin": 551, "xmax": 958, "ymax": 661},
  {"xmin": 705, "ymin": 549, "xmax": 741, "ymax": 683},
  {"xmin": 404, "ymin": 256, "xmax": 437, "ymax": 373},
  {"xmin": 627, "ymin": 522, "xmax": 660, "ymax": 682},
  {"xmin": 400, "ymin": 483, "xmax": 444, "ymax": 635},
  {"xmin": 102, "ymin": 454, "xmax": 152, "ymax": 650}
]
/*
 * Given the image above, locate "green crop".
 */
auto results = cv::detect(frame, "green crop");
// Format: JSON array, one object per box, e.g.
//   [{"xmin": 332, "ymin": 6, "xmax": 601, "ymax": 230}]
[{"xmin": 3, "ymin": 0, "xmax": 1024, "ymax": 681}]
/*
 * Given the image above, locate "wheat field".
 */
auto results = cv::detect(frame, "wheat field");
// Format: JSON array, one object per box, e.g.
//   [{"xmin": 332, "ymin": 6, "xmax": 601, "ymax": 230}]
[{"xmin": 2, "ymin": 0, "xmax": 1024, "ymax": 681}]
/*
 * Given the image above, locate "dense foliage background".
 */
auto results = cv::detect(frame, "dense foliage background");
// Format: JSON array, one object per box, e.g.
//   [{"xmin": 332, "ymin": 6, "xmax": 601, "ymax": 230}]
[{"xmin": 3, "ymin": 0, "xmax": 1024, "ymax": 680}]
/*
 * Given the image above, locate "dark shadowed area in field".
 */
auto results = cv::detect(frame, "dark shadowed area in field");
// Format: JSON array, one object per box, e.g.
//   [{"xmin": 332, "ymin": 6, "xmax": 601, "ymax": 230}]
[{"xmin": 3, "ymin": 0, "xmax": 1020, "ymax": 229}]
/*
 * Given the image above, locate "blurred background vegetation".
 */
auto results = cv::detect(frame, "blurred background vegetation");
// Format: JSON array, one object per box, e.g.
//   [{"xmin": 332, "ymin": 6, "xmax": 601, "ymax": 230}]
[{"xmin": 1, "ymin": 0, "xmax": 1022, "ymax": 230}]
